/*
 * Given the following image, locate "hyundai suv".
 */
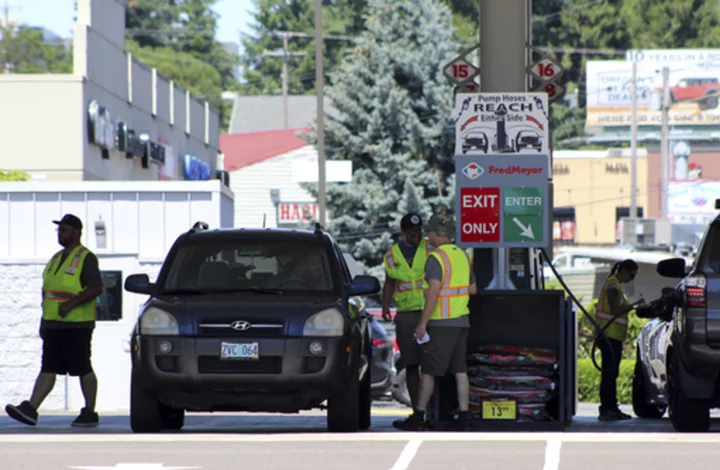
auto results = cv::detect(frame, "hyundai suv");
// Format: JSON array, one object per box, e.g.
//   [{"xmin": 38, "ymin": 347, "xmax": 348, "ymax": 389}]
[
  {"xmin": 633, "ymin": 200, "xmax": 720, "ymax": 432},
  {"xmin": 124, "ymin": 223, "xmax": 380, "ymax": 433}
]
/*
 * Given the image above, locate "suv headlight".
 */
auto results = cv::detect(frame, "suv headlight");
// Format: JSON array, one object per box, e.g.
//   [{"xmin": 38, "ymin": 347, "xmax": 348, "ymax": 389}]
[
  {"xmin": 140, "ymin": 307, "xmax": 180, "ymax": 336},
  {"xmin": 303, "ymin": 308, "xmax": 345, "ymax": 337}
]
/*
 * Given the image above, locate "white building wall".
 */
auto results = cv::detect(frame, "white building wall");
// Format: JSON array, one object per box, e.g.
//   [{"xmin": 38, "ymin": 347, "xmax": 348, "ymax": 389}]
[{"xmin": 230, "ymin": 146, "xmax": 317, "ymax": 228}]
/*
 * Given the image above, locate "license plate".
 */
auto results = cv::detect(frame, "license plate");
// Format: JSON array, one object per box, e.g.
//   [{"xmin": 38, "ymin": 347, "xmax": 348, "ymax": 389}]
[
  {"xmin": 482, "ymin": 399, "xmax": 516, "ymax": 420},
  {"xmin": 220, "ymin": 342, "xmax": 259, "ymax": 360}
]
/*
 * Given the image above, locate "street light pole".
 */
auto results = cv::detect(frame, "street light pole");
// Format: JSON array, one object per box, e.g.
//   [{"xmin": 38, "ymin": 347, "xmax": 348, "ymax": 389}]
[{"xmin": 314, "ymin": 0, "xmax": 327, "ymax": 228}]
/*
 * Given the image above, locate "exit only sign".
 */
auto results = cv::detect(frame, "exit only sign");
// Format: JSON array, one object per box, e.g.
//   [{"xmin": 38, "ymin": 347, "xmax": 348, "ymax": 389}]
[{"xmin": 455, "ymin": 154, "xmax": 549, "ymax": 249}]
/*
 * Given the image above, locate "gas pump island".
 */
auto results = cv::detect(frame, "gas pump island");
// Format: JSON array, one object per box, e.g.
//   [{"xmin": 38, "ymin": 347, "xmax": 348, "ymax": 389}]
[{"xmin": 430, "ymin": 91, "xmax": 577, "ymax": 430}]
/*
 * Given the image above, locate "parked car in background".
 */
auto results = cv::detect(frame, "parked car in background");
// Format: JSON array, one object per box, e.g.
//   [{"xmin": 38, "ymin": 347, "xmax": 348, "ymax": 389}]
[
  {"xmin": 367, "ymin": 308, "xmax": 413, "ymax": 407},
  {"xmin": 368, "ymin": 315, "xmax": 396, "ymax": 400}
]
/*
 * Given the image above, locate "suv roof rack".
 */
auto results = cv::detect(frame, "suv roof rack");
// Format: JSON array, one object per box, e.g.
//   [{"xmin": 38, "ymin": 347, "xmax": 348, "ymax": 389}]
[
  {"xmin": 189, "ymin": 221, "xmax": 209, "ymax": 234},
  {"xmin": 715, "ymin": 199, "xmax": 720, "ymax": 210},
  {"xmin": 314, "ymin": 222, "xmax": 325, "ymax": 238}
]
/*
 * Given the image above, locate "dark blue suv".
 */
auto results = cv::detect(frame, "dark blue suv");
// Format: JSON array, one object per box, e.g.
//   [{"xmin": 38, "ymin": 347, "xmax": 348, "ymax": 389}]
[{"xmin": 124, "ymin": 223, "xmax": 380, "ymax": 433}]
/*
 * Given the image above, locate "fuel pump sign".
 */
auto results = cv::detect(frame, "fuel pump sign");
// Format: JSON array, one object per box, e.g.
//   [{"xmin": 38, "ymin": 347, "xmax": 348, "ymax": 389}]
[{"xmin": 455, "ymin": 154, "xmax": 549, "ymax": 249}]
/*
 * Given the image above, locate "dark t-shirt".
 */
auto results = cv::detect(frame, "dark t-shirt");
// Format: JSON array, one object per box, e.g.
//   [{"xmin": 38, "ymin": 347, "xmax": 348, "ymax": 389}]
[{"xmin": 397, "ymin": 240, "xmax": 418, "ymax": 265}]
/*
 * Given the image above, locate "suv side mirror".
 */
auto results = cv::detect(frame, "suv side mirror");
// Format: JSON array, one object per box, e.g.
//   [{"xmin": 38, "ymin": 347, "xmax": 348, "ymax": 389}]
[
  {"xmin": 124, "ymin": 273, "xmax": 155, "ymax": 295},
  {"xmin": 657, "ymin": 258, "xmax": 687, "ymax": 279},
  {"xmin": 348, "ymin": 275, "xmax": 381, "ymax": 296}
]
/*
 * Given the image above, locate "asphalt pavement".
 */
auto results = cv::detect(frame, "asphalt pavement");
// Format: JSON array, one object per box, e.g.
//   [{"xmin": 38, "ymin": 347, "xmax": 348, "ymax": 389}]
[{"xmin": 3, "ymin": 402, "xmax": 720, "ymax": 470}]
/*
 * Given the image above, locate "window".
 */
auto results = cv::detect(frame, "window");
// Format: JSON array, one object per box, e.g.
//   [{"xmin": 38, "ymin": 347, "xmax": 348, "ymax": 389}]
[
  {"xmin": 160, "ymin": 239, "xmax": 336, "ymax": 293},
  {"xmin": 96, "ymin": 271, "xmax": 123, "ymax": 321}
]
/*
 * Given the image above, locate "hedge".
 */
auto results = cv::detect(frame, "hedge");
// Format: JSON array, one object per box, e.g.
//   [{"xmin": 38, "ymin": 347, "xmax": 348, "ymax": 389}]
[{"xmin": 577, "ymin": 358, "xmax": 635, "ymax": 404}]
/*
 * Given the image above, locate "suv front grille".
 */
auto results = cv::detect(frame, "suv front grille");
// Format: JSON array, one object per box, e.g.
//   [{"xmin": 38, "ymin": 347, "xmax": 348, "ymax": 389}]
[
  {"xmin": 197, "ymin": 320, "xmax": 285, "ymax": 338},
  {"xmin": 198, "ymin": 356, "xmax": 282, "ymax": 374}
]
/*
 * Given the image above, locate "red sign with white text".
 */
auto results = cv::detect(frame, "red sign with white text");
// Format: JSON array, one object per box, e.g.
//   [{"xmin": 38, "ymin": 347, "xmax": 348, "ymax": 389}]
[{"xmin": 459, "ymin": 187, "xmax": 500, "ymax": 243}]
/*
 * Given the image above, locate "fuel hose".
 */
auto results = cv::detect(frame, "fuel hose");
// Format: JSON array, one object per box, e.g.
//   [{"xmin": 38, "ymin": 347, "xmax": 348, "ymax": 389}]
[{"xmin": 538, "ymin": 248, "xmax": 643, "ymax": 372}]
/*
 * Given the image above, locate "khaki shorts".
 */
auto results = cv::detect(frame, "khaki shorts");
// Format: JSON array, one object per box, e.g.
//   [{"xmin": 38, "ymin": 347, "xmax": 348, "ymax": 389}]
[
  {"xmin": 420, "ymin": 326, "xmax": 470, "ymax": 377},
  {"xmin": 394, "ymin": 311, "xmax": 423, "ymax": 366}
]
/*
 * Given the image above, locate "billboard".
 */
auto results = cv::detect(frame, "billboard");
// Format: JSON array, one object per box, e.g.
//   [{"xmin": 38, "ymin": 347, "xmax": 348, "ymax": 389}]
[
  {"xmin": 586, "ymin": 49, "xmax": 720, "ymax": 128},
  {"xmin": 668, "ymin": 180, "xmax": 720, "ymax": 224}
]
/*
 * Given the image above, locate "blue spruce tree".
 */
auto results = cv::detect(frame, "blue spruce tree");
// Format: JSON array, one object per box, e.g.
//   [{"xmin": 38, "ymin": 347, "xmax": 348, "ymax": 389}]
[{"xmin": 303, "ymin": 0, "xmax": 458, "ymax": 280}]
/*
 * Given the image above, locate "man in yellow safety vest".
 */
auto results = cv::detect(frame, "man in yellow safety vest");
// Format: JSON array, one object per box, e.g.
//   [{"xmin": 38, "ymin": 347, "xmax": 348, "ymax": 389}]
[
  {"xmin": 5, "ymin": 214, "xmax": 104, "ymax": 428},
  {"xmin": 594, "ymin": 258, "xmax": 639, "ymax": 421},
  {"xmin": 393, "ymin": 212, "xmax": 477, "ymax": 430},
  {"xmin": 382, "ymin": 213, "xmax": 432, "ymax": 410}
]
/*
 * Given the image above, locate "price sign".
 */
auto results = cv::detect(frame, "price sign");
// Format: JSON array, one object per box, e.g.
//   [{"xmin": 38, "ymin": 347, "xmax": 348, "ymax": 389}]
[
  {"xmin": 482, "ymin": 399, "xmax": 516, "ymax": 420},
  {"xmin": 533, "ymin": 81, "xmax": 565, "ymax": 103},
  {"xmin": 443, "ymin": 58, "xmax": 479, "ymax": 85},
  {"xmin": 529, "ymin": 57, "xmax": 563, "ymax": 82}
]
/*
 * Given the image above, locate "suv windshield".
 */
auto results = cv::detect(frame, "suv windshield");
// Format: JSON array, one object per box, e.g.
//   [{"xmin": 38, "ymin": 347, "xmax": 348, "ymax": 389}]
[{"xmin": 159, "ymin": 238, "xmax": 336, "ymax": 294}]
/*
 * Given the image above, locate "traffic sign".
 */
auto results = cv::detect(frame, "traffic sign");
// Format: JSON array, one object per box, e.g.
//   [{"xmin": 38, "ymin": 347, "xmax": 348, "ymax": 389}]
[
  {"xmin": 502, "ymin": 187, "xmax": 544, "ymax": 243},
  {"xmin": 529, "ymin": 57, "xmax": 563, "ymax": 83},
  {"xmin": 454, "ymin": 81, "xmax": 480, "ymax": 95},
  {"xmin": 444, "ymin": 58, "xmax": 479, "ymax": 85},
  {"xmin": 455, "ymin": 93, "xmax": 550, "ymax": 156},
  {"xmin": 459, "ymin": 187, "xmax": 500, "ymax": 243},
  {"xmin": 455, "ymin": 154, "xmax": 549, "ymax": 249},
  {"xmin": 532, "ymin": 81, "xmax": 565, "ymax": 103}
]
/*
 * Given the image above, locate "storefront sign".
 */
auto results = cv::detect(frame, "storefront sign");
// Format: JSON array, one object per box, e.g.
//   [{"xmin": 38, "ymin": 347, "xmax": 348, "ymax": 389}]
[
  {"xmin": 149, "ymin": 142, "xmax": 166, "ymax": 164},
  {"xmin": 124, "ymin": 129, "xmax": 146, "ymax": 160},
  {"xmin": 279, "ymin": 203, "xmax": 319, "ymax": 224},
  {"xmin": 183, "ymin": 154, "xmax": 211, "ymax": 180},
  {"xmin": 87, "ymin": 100, "xmax": 115, "ymax": 158}
]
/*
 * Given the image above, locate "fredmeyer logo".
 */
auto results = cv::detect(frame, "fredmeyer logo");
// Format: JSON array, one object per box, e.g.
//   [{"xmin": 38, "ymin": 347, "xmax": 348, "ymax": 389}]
[{"xmin": 488, "ymin": 165, "xmax": 543, "ymax": 176}]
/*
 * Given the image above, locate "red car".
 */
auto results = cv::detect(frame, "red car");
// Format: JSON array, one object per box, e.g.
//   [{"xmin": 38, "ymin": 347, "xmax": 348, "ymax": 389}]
[{"xmin": 664, "ymin": 77, "xmax": 720, "ymax": 110}]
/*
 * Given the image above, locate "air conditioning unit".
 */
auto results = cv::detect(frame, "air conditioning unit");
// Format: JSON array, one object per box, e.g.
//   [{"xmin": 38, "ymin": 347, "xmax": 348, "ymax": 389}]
[{"xmin": 618, "ymin": 217, "xmax": 672, "ymax": 247}]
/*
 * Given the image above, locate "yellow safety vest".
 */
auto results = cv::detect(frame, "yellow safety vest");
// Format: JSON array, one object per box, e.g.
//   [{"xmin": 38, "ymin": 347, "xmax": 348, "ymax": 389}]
[
  {"xmin": 42, "ymin": 246, "xmax": 97, "ymax": 323},
  {"xmin": 595, "ymin": 275, "xmax": 631, "ymax": 341},
  {"xmin": 384, "ymin": 239, "xmax": 431, "ymax": 312},
  {"xmin": 428, "ymin": 244, "xmax": 471, "ymax": 320}
]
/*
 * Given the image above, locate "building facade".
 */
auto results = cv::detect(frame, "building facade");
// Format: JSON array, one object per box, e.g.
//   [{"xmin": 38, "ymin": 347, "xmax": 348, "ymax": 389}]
[
  {"xmin": 0, "ymin": 0, "xmax": 220, "ymax": 182},
  {"xmin": 552, "ymin": 149, "xmax": 650, "ymax": 245}
]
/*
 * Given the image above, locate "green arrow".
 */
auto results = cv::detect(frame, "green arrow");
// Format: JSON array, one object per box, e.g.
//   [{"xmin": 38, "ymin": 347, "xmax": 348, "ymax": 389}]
[{"xmin": 512, "ymin": 217, "xmax": 535, "ymax": 239}]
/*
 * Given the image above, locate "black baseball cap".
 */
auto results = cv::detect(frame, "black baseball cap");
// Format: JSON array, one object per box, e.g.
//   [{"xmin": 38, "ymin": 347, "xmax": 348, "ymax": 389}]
[
  {"xmin": 53, "ymin": 214, "xmax": 83, "ymax": 231},
  {"xmin": 400, "ymin": 213, "xmax": 422, "ymax": 230}
]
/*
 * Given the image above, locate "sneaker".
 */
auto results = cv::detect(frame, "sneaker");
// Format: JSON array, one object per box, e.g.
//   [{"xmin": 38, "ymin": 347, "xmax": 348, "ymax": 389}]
[
  {"xmin": 71, "ymin": 408, "xmax": 99, "ymax": 428},
  {"xmin": 392, "ymin": 410, "xmax": 428, "ymax": 431},
  {"xmin": 5, "ymin": 401, "xmax": 38, "ymax": 426},
  {"xmin": 598, "ymin": 409, "xmax": 632, "ymax": 421},
  {"xmin": 452, "ymin": 410, "xmax": 470, "ymax": 430}
]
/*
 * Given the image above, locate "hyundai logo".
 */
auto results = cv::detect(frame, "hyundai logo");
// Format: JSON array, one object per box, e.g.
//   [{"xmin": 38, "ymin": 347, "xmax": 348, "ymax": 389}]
[{"xmin": 230, "ymin": 320, "xmax": 251, "ymax": 331}]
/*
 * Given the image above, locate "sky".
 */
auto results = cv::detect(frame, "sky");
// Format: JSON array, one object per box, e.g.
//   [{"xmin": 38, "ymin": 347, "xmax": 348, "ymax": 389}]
[{"xmin": 8, "ymin": 0, "xmax": 255, "ymax": 44}]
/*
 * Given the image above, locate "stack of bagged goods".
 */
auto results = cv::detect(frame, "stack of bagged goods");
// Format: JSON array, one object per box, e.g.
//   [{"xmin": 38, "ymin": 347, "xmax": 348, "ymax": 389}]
[{"xmin": 467, "ymin": 345, "xmax": 559, "ymax": 422}]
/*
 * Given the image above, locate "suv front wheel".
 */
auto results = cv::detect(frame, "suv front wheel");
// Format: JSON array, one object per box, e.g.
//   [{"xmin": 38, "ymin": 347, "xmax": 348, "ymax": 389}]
[
  {"xmin": 130, "ymin": 371, "xmax": 164, "ymax": 433},
  {"xmin": 327, "ymin": 366, "xmax": 361, "ymax": 432}
]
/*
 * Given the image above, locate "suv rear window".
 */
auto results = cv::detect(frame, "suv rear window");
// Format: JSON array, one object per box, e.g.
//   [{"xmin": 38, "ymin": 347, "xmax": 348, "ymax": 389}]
[{"xmin": 160, "ymin": 238, "xmax": 336, "ymax": 293}]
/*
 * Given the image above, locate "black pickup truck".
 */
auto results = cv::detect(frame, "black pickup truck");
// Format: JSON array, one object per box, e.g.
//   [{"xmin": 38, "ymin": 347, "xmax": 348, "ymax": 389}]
[{"xmin": 633, "ymin": 201, "xmax": 720, "ymax": 431}]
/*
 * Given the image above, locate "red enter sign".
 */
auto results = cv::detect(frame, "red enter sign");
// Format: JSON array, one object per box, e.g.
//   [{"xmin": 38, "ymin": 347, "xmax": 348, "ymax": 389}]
[{"xmin": 459, "ymin": 187, "xmax": 500, "ymax": 243}]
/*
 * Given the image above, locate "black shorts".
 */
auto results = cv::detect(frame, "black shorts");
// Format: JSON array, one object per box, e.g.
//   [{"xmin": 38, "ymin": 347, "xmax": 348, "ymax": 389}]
[
  {"xmin": 40, "ymin": 328, "xmax": 94, "ymax": 376},
  {"xmin": 420, "ymin": 326, "xmax": 470, "ymax": 377},
  {"xmin": 394, "ymin": 311, "xmax": 423, "ymax": 366}
]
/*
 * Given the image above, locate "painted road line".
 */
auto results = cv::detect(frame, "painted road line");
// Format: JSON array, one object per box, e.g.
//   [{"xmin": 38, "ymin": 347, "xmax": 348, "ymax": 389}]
[
  {"xmin": 6, "ymin": 432, "xmax": 720, "ymax": 444},
  {"xmin": 389, "ymin": 440, "xmax": 422, "ymax": 470},
  {"xmin": 542, "ymin": 439, "xmax": 562, "ymax": 470},
  {"xmin": 372, "ymin": 410, "xmax": 409, "ymax": 416}
]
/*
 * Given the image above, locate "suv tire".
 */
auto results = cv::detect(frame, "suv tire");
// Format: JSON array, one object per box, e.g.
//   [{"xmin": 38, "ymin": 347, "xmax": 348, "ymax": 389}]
[
  {"xmin": 669, "ymin": 354, "xmax": 711, "ymax": 432},
  {"xmin": 161, "ymin": 406, "xmax": 185, "ymax": 430},
  {"xmin": 327, "ymin": 367, "xmax": 361, "ymax": 433},
  {"xmin": 130, "ymin": 372, "xmax": 164, "ymax": 433},
  {"xmin": 632, "ymin": 347, "xmax": 666, "ymax": 419}
]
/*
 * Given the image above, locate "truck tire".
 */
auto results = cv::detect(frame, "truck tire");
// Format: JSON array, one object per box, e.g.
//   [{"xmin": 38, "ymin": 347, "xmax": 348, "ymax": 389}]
[
  {"xmin": 327, "ymin": 368, "xmax": 361, "ymax": 433},
  {"xmin": 669, "ymin": 355, "xmax": 711, "ymax": 432},
  {"xmin": 130, "ymin": 372, "xmax": 164, "ymax": 433},
  {"xmin": 632, "ymin": 349, "xmax": 666, "ymax": 419},
  {"xmin": 700, "ymin": 91, "xmax": 719, "ymax": 110}
]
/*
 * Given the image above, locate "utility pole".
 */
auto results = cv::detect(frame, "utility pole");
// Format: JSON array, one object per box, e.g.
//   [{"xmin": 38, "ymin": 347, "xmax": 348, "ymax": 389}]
[
  {"xmin": 660, "ymin": 66, "xmax": 670, "ymax": 219},
  {"xmin": 314, "ymin": 0, "xmax": 327, "ymax": 228},
  {"xmin": 263, "ymin": 32, "xmax": 307, "ymax": 129},
  {"xmin": 630, "ymin": 58, "xmax": 638, "ymax": 220}
]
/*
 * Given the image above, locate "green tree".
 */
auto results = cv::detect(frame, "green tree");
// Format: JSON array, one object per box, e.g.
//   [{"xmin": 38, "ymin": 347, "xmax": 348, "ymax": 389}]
[
  {"xmin": 0, "ymin": 170, "xmax": 30, "ymax": 181},
  {"xmin": 0, "ymin": 24, "xmax": 72, "ymax": 74},
  {"xmin": 301, "ymin": 0, "xmax": 456, "ymax": 278},
  {"xmin": 126, "ymin": 0, "xmax": 178, "ymax": 49}
]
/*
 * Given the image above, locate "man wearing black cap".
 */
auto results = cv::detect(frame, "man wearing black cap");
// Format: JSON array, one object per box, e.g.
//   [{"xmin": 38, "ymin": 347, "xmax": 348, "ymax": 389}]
[
  {"xmin": 382, "ymin": 213, "xmax": 432, "ymax": 412},
  {"xmin": 5, "ymin": 214, "xmax": 104, "ymax": 428}
]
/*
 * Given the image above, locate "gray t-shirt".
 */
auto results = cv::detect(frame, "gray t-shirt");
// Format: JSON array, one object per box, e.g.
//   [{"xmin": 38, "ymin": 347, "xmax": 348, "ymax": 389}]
[{"xmin": 425, "ymin": 253, "xmax": 474, "ymax": 327}]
